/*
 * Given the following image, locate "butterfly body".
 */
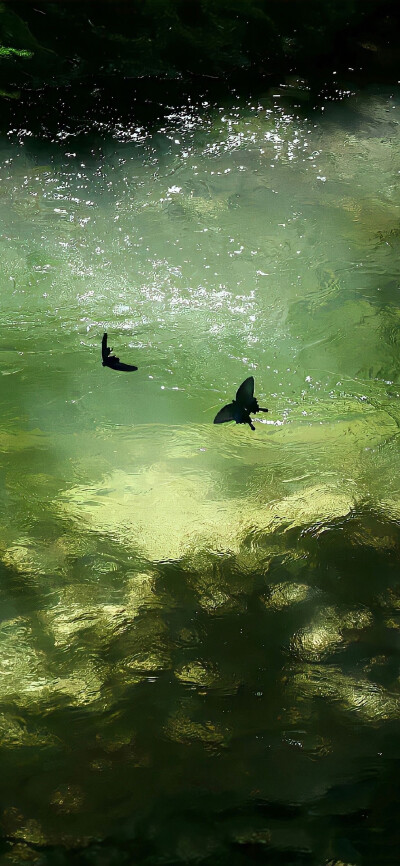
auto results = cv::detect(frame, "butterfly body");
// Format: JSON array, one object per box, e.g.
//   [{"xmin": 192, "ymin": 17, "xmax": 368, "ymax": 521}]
[
  {"xmin": 101, "ymin": 333, "xmax": 138, "ymax": 372},
  {"xmin": 213, "ymin": 376, "xmax": 268, "ymax": 431}
]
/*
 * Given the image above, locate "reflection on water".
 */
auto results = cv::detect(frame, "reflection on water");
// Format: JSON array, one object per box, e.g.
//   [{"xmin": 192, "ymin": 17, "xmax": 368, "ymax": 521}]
[{"xmin": 0, "ymin": 83, "xmax": 400, "ymax": 864}]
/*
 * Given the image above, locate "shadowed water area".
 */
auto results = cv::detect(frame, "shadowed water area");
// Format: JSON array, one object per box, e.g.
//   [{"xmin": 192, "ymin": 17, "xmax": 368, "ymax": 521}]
[{"xmin": 1, "ymin": 81, "xmax": 400, "ymax": 865}]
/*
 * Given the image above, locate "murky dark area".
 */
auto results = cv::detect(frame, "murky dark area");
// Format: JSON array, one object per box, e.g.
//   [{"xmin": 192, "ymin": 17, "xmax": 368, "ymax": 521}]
[{"xmin": 0, "ymin": 75, "xmax": 400, "ymax": 865}]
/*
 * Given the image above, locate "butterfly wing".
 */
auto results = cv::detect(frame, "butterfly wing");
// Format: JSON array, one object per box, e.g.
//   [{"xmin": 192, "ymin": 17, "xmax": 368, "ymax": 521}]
[
  {"xmin": 102, "ymin": 333, "xmax": 138, "ymax": 371},
  {"xmin": 101, "ymin": 332, "xmax": 109, "ymax": 365},
  {"xmin": 214, "ymin": 402, "xmax": 236, "ymax": 424},
  {"xmin": 235, "ymin": 376, "xmax": 254, "ymax": 408},
  {"xmin": 111, "ymin": 360, "xmax": 138, "ymax": 372}
]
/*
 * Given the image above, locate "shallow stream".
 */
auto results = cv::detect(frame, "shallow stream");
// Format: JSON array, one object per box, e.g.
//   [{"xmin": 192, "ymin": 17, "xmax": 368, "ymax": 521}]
[{"xmin": 0, "ymin": 82, "xmax": 400, "ymax": 864}]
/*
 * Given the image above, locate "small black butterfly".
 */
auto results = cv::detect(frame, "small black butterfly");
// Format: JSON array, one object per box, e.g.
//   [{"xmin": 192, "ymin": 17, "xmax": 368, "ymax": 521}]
[
  {"xmin": 214, "ymin": 376, "xmax": 268, "ymax": 431},
  {"xmin": 101, "ymin": 333, "xmax": 138, "ymax": 372}
]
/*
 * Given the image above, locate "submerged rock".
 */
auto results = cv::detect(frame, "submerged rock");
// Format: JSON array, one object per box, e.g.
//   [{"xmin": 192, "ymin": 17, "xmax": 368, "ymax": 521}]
[
  {"xmin": 290, "ymin": 605, "xmax": 373, "ymax": 661},
  {"xmin": 285, "ymin": 663, "xmax": 400, "ymax": 723},
  {"xmin": 262, "ymin": 581, "xmax": 316, "ymax": 610},
  {"xmin": 165, "ymin": 707, "xmax": 230, "ymax": 749}
]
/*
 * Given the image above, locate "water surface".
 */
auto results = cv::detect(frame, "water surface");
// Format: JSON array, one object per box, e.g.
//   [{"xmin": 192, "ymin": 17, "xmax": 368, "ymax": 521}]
[{"xmin": 0, "ymin": 83, "xmax": 400, "ymax": 865}]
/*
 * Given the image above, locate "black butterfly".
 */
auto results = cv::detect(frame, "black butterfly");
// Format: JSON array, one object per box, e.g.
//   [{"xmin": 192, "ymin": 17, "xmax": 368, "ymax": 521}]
[
  {"xmin": 214, "ymin": 376, "xmax": 268, "ymax": 431},
  {"xmin": 101, "ymin": 333, "xmax": 138, "ymax": 372}
]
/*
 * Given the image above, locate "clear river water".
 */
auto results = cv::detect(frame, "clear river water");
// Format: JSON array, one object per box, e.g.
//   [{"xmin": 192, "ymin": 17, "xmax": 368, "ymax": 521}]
[{"xmin": 0, "ymin": 81, "xmax": 400, "ymax": 865}]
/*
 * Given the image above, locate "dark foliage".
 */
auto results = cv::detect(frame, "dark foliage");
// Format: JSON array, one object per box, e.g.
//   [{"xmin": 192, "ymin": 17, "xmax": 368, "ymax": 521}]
[
  {"xmin": 0, "ymin": 1, "xmax": 398, "ymax": 136},
  {"xmin": 0, "ymin": 0, "xmax": 399, "ymax": 92}
]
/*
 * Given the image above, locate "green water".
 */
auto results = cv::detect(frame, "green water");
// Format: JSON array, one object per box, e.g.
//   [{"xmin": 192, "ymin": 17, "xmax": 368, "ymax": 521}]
[{"xmin": 0, "ymin": 83, "xmax": 400, "ymax": 865}]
